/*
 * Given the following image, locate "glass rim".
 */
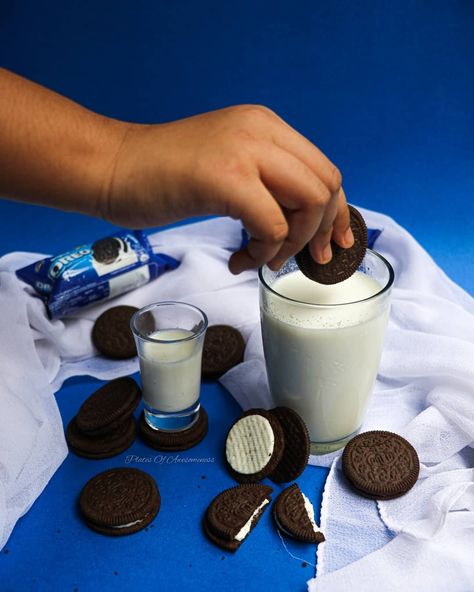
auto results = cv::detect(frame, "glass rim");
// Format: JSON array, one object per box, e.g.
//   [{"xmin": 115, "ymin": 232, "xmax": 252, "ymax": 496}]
[
  {"xmin": 258, "ymin": 248, "xmax": 395, "ymax": 309},
  {"xmin": 130, "ymin": 301, "xmax": 208, "ymax": 344}
]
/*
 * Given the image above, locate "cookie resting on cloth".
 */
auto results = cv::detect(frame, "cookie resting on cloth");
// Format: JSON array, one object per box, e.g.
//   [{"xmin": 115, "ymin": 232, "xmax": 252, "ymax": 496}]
[
  {"xmin": 342, "ymin": 430, "xmax": 420, "ymax": 500},
  {"xmin": 201, "ymin": 325, "xmax": 245, "ymax": 379},
  {"xmin": 92, "ymin": 305, "xmax": 139, "ymax": 359}
]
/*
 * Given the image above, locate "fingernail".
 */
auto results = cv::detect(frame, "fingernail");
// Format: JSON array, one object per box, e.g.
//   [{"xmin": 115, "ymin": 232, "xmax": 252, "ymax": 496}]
[
  {"xmin": 344, "ymin": 227, "xmax": 354, "ymax": 247},
  {"xmin": 320, "ymin": 243, "xmax": 332, "ymax": 264}
]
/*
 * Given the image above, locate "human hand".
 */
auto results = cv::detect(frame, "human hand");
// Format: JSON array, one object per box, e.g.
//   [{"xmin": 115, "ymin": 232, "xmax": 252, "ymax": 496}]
[{"xmin": 103, "ymin": 105, "xmax": 354, "ymax": 274}]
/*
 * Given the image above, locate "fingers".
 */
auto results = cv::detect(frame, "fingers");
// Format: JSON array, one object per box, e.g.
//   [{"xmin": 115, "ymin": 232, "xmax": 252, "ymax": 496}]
[
  {"xmin": 226, "ymin": 179, "xmax": 289, "ymax": 274},
  {"xmin": 308, "ymin": 187, "xmax": 354, "ymax": 263},
  {"xmin": 255, "ymin": 144, "xmax": 331, "ymax": 269}
]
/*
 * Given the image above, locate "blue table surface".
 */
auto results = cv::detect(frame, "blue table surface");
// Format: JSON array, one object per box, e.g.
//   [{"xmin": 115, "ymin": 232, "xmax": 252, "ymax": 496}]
[{"xmin": 0, "ymin": 2, "xmax": 473, "ymax": 591}]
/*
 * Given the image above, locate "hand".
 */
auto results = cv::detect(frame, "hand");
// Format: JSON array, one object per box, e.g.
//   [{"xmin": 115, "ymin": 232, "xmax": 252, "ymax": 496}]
[{"xmin": 102, "ymin": 105, "xmax": 355, "ymax": 273}]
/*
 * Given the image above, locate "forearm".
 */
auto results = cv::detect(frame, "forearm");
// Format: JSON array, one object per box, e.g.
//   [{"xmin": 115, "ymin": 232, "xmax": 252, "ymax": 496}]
[{"xmin": 0, "ymin": 68, "xmax": 127, "ymax": 217}]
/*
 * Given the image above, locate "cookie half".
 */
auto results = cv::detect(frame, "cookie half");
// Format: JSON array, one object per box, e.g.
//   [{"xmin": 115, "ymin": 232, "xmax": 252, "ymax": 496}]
[
  {"xmin": 268, "ymin": 407, "xmax": 310, "ymax": 483},
  {"xmin": 203, "ymin": 484, "xmax": 272, "ymax": 551},
  {"xmin": 273, "ymin": 483, "xmax": 325, "ymax": 543},
  {"xmin": 67, "ymin": 416, "xmax": 136, "ymax": 459},
  {"xmin": 75, "ymin": 376, "xmax": 141, "ymax": 436},
  {"xmin": 225, "ymin": 409, "xmax": 285, "ymax": 483},
  {"xmin": 201, "ymin": 325, "xmax": 245, "ymax": 379},
  {"xmin": 139, "ymin": 407, "xmax": 208, "ymax": 451},
  {"xmin": 92, "ymin": 305, "xmax": 139, "ymax": 359},
  {"xmin": 342, "ymin": 430, "xmax": 420, "ymax": 500},
  {"xmin": 79, "ymin": 468, "xmax": 160, "ymax": 536},
  {"xmin": 295, "ymin": 205, "xmax": 368, "ymax": 284}
]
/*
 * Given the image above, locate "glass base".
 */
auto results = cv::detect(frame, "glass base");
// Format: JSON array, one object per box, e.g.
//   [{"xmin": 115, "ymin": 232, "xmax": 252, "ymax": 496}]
[
  {"xmin": 144, "ymin": 401, "xmax": 200, "ymax": 432},
  {"xmin": 310, "ymin": 426, "xmax": 361, "ymax": 455}
]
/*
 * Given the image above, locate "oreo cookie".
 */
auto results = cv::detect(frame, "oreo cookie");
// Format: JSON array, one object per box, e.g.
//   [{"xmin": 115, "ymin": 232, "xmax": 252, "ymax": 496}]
[
  {"xmin": 66, "ymin": 416, "xmax": 136, "ymax": 459},
  {"xmin": 203, "ymin": 484, "xmax": 272, "ymax": 551},
  {"xmin": 79, "ymin": 468, "xmax": 160, "ymax": 536},
  {"xmin": 139, "ymin": 407, "xmax": 208, "ymax": 451},
  {"xmin": 201, "ymin": 325, "xmax": 245, "ymax": 379},
  {"xmin": 92, "ymin": 305, "xmax": 139, "ymax": 359},
  {"xmin": 91, "ymin": 237, "xmax": 121, "ymax": 264},
  {"xmin": 225, "ymin": 409, "xmax": 285, "ymax": 483},
  {"xmin": 75, "ymin": 377, "xmax": 141, "ymax": 436},
  {"xmin": 342, "ymin": 430, "xmax": 420, "ymax": 500},
  {"xmin": 273, "ymin": 483, "xmax": 325, "ymax": 544},
  {"xmin": 295, "ymin": 205, "xmax": 368, "ymax": 284},
  {"xmin": 268, "ymin": 407, "xmax": 310, "ymax": 483}
]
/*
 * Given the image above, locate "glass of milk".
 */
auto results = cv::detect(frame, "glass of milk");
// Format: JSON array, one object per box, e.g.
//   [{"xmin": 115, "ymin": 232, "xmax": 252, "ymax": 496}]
[
  {"xmin": 259, "ymin": 250, "xmax": 394, "ymax": 454},
  {"xmin": 131, "ymin": 302, "xmax": 208, "ymax": 431}
]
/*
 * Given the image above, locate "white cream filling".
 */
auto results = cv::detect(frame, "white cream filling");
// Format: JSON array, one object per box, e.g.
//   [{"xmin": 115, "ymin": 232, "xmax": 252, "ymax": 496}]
[
  {"xmin": 234, "ymin": 499, "xmax": 269, "ymax": 541},
  {"xmin": 301, "ymin": 492, "xmax": 321, "ymax": 533},
  {"xmin": 226, "ymin": 415, "xmax": 275, "ymax": 475},
  {"xmin": 112, "ymin": 518, "xmax": 144, "ymax": 529}
]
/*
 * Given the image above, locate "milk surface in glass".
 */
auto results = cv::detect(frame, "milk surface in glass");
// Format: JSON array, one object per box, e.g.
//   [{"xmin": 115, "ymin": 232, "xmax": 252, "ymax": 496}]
[
  {"xmin": 140, "ymin": 328, "xmax": 202, "ymax": 413},
  {"xmin": 261, "ymin": 269, "xmax": 389, "ymax": 449}
]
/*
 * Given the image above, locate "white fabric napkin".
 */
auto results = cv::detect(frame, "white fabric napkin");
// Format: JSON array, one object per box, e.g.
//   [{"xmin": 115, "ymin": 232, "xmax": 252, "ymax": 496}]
[{"xmin": 0, "ymin": 209, "xmax": 473, "ymax": 592}]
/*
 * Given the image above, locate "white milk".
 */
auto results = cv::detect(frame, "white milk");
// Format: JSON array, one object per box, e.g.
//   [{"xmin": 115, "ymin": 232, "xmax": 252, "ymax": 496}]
[
  {"xmin": 261, "ymin": 270, "xmax": 389, "ymax": 446},
  {"xmin": 139, "ymin": 329, "xmax": 202, "ymax": 413}
]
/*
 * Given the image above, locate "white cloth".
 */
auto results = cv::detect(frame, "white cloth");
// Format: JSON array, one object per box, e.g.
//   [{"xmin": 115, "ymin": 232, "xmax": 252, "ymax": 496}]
[{"xmin": 0, "ymin": 210, "xmax": 473, "ymax": 592}]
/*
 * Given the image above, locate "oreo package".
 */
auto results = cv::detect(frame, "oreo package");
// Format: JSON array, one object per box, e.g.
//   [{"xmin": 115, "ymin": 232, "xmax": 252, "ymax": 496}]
[{"xmin": 16, "ymin": 230, "xmax": 179, "ymax": 318}]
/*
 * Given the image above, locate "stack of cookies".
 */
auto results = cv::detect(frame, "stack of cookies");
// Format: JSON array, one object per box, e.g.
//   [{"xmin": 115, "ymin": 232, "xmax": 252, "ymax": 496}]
[{"xmin": 66, "ymin": 377, "xmax": 141, "ymax": 459}]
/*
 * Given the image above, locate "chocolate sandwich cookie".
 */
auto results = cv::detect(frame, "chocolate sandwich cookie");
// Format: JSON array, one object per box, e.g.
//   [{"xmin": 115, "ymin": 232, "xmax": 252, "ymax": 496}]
[
  {"xmin": 203, "ymin": 484, "xmax": 272, "ymax": 551},
  {"xmin": 225, "ymin": 409, "xmax": 285, "ymax": 483},
  {"xmin": 79, "ymin": 468, "xmax": 160, "ymax": 536},
  {"xmin": 295, "ymin": 205, "xmax": 368, "ymax": 285},
  {"xmin": 139, "ymin": 407, "xmax": 208, "ymax": 451},
  {"xmin": 75, "ymin": 377, "xmax": 141, "ymax": 436},
  {"xmin": 273, "ymin": 483, "xmax": 325, "ymax": 543},
  {"xmin": 91, "ymin": 237, "xmax": 121, "ymax": 264},
  {"xmin": 66, "ymin": 416, "xmax": 136, "ymax": 459},
  {"xmin": 268, "ymin": 407, "xmax": 310, "ymax": 483},
  {"xmin": 92, "ymin": 305, "xmax": 139, "ymax": 359},
  {"xmin": 342, "ymin": 430, "xmax": 420, "ymax": 500},
  {"xmin": 201, "ymin": 325, "xmax": 245, "ymax": 379}
]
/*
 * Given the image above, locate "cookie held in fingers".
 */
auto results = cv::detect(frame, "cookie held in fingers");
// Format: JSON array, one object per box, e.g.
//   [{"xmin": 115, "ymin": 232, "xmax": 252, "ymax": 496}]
[
  {"xmin": 273, "ymin": 483, "xmax": 325, "ymax": 544},
  {"xmin": 201, "ymin": 325, "xmax": 245, "ymax": 379},
  {"xmin": 268, "ymin": 407, "xmax": 310, "ymax": 483},
  {"xmin": 295, "ymin": 205, "xmax": 368, "ymax": 285},
  {"xmin": 92, "ymin": 305, "xmax": 139, "ymax": 359},
  {"xmin": 342, "ymin": 430, "xmax": 420, "ymax": 500},
  {"xmin": 225, "ymin": 409, "xmax": 285, "ymax": 483},
  {"xmin": 75, "ymin": 376, "xmax": 141, "ymax": 436},
  {"xmin": 139, "ymin": 407, "xmax": 208, "ymax": 451},
  {"xmin": 66, "ymin": 416, "xmax": 136, "ymax": 459},
  {"xmin": 79, "ymin": 468, "xmax": 160, "ymax": 536},
  {"xmin": 203, "ymin": 484, "xmax": 273, "ymax": 551}
]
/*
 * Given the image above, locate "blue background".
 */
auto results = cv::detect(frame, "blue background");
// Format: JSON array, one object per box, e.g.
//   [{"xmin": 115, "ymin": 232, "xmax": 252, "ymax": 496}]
[{"xmin": 0, "ymin": 1, "xmax": 473, "ymax": 591}]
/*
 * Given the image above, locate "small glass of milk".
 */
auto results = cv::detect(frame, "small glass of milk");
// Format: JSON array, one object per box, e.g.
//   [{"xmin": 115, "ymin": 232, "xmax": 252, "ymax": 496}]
[
  {"xmin": 259, "ymin": 249, "xmax": 394, "ymax": 454},
  {"xmin": 131, "ymin": 301, "xmax": 208, "ymax": 431}
]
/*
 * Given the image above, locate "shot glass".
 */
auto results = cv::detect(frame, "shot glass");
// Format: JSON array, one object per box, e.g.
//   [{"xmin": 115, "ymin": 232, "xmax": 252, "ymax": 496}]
[{"xmin": 131, "ymin": 301, "xmax": 208, "ymax": 431}]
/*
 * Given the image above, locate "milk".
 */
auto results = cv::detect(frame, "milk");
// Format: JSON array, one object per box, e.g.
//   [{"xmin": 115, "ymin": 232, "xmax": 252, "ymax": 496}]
[
  {"xmin": 261, "ymin": 270, "xmax": 390, "ymax": 447},
  {"xmin": 139, "ymin": 329, "xmax": 202, "ymax": 413}
]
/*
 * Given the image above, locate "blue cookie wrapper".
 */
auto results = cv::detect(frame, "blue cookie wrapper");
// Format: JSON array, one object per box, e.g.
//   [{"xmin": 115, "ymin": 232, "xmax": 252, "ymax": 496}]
[{"xmin": 16, "ymin": 230, "xmax": 180, "ymax": 318}]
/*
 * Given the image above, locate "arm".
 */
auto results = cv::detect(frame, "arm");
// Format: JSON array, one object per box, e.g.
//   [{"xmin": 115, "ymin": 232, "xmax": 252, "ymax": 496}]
[{"xmin": 0, "ymin": 68, "xmax": 353, "ymax": 273}]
